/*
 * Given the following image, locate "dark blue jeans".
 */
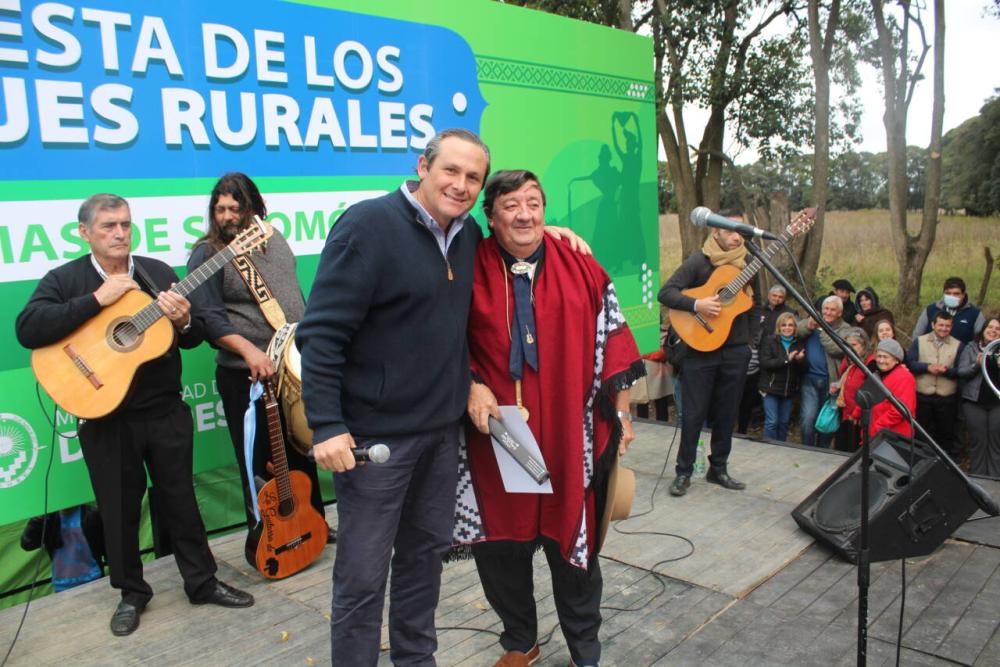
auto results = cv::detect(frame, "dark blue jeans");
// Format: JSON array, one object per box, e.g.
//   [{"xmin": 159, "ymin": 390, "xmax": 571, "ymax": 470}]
[
  {"xmin": 800, "ymin": 374, "xmax": 833, "ymax": 448},
  {"xmin": 330, "ymin": 424, "xmax": 460, "ymax": 666},
  {"xmin": 762, "ymin": 393, "xmax": 793, "ymax": 441}
]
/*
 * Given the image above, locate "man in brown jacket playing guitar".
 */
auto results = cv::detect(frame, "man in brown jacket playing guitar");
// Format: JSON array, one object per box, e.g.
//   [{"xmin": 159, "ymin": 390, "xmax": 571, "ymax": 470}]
[
  {"xmin": 658, "ymin": 207, "xmax": 757, "ymax": 497},
  {"xmin": 16, "ymin": 194, "xmax": 254, "ymax": 637}
]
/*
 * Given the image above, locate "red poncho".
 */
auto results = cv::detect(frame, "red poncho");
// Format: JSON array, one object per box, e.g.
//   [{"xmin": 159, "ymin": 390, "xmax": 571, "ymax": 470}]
[{"xmin": 454, "ymin": 236, "xmax": 643, "ymax": 569}]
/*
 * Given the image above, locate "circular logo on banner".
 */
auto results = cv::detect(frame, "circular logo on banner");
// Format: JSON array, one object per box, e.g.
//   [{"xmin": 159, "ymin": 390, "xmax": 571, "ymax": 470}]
[{"xmin": 0, "ymin": 413, "xmax": 40, "ymax": 489}]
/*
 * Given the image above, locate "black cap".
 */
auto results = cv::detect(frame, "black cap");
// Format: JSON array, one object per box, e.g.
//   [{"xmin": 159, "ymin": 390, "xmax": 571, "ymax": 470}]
[{"xmin": 832, "ymin": 279, "xmax": 856, "ymax": 292}]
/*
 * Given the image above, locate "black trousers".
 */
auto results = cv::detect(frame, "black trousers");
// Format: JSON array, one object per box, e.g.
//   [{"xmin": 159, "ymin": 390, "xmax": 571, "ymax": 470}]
[
  {"xmin": 677, "ymin": 345, "xmax": 751, "ymax": 476},
  {"xmin": 216, "ymin": 366, "xmax": 325, "ymax": 529},
  {"xmin": 474, "ymin": 542, "xmax": 603, "ymax": 665},
  {"xmin": 737, "ymin": 370, "xmax": 762, "ymax": 433},
  {"xmin": 916, "ymin": 393, "xmax": 959, "ymax": 458},
  {"xmin": 77, "ymin": 401, "xmax": 217, "ymax": 606}
]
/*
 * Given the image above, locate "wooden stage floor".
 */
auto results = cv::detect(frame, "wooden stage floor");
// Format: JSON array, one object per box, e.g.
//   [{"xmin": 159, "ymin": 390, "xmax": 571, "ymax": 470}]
[{"xmin": 2, "ymin": 420, "xmax": 998, "ymax": 666}]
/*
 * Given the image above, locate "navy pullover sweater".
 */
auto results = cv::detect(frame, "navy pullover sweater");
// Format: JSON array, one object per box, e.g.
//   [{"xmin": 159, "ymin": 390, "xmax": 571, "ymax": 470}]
[{"xmin": 296, "ymin": 188, "xmax": 482, "ymax": 442}]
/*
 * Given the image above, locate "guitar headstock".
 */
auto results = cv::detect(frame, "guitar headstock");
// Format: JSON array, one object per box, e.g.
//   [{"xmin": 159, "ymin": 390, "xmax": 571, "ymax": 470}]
[
  {"xmin": 261, "ymin": 379, "xmax": 279, "ymax": 407},
  {"xmin": 231, "ymin": 215, "xmax": 274, "ymax": 255},
  {"xmin": 786, "ymin": 208, "xmax": 817, "ymax": 237}
]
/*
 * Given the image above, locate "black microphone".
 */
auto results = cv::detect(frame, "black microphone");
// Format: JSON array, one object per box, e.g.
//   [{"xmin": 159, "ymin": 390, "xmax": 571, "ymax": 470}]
[
  {"xmin": 353, "ymin": 444, "xmax": 390, "ymax": 463},
  {"xmin": 691, "ymin": 206, "xmax": 779, "ymax": 240}
]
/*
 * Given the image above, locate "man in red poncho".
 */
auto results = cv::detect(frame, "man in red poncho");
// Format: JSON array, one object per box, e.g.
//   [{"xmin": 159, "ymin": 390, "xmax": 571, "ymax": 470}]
[{"xmin": 459, "ymin": 170, "xmax": 644, "ymax": 667}]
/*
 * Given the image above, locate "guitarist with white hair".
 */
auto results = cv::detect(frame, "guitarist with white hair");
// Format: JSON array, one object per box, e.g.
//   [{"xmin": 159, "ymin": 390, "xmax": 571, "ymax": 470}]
[
  {"xmin": 658, "ymin": 207, "xmax": 758, "ymax": 497},
  {"xmin": 16, "ymin": 193, "xmax": 254, "ymax": 637}
]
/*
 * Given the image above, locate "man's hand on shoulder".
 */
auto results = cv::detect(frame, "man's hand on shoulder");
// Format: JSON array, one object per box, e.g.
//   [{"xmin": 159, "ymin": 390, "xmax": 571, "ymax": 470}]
[
  {"xmin": 544, "ymin": 226, "xmax": 592, "ymax": 255},
  {"xmin": 313, "ymin": 433, "xmax": 358, "ymax": 473},
  {"xmin": 94, "ymin": 274, "xmax": 139, "ymax": 306}
]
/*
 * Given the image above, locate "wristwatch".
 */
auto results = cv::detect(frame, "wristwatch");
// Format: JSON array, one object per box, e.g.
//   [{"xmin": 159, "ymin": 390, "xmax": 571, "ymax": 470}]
[{"xmin": 616, "ymin": 410, "xmax": 632, "ymax": 422}]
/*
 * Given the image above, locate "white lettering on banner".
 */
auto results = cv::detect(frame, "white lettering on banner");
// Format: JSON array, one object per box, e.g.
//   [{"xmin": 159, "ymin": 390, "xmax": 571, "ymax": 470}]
[
  {"xmin": 59, "ymin": 433, "xmax": 83, "ymax": 463},
  {"xmin": 194, "ymin": 400, "xmax": 227, "ymax": 433},
  {"xmin": 0, "ymin": 189, "xmax": 387, "ymax": 283}
]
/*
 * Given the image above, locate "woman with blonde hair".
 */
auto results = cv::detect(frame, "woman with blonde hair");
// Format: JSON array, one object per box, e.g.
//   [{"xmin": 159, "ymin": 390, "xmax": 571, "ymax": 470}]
[{"xmin": 758, "ymin": 311, "xmax": 806, "ymax": 441}]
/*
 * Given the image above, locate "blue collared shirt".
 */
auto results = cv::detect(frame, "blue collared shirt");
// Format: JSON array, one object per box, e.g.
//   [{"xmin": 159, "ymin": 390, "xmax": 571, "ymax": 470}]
[{"xmin": 399, "ymin": 181, "xmax": 468, "ymax": 259}]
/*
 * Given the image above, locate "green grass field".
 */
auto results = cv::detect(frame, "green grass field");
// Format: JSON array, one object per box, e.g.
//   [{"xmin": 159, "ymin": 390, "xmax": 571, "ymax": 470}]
[{"xmin": 659, "ymin": 210, "xmax": 1000, "ymax": 336}]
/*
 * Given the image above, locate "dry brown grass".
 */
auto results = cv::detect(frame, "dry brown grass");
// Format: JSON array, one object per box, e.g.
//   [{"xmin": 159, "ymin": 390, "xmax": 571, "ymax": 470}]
[{"xmin": 659, "ymin": 210, "xmax": 1000, "ymax": 332}]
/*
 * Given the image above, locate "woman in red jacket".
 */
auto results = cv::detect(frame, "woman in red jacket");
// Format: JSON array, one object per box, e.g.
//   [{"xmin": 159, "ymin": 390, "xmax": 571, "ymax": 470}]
[
  {"xmin": 835, "ymin": 327, "xmax": 869, "ymax": 450},
  {"xmin": 869, "ymin": 338, "xmax": 916, "ymax": 438}
]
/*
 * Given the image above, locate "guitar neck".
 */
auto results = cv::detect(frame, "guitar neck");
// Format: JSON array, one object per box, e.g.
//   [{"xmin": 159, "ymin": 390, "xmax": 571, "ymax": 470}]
[
  {"xmin": 720, "ymin": 226, "xmax": 794, "ymax": 299},
  {"xmin": 131, "ymin": 245, "xmax": 240, "ymax": 333},
  {"xmin": 263, "ymin": 391, "xmax": 294, "ymax": 505}
]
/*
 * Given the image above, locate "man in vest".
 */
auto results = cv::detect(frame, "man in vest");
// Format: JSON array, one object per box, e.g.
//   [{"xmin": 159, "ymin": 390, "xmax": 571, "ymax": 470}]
[{"xmin": 906, "ymin": 311, "xmax": 962, "ymax": 458}]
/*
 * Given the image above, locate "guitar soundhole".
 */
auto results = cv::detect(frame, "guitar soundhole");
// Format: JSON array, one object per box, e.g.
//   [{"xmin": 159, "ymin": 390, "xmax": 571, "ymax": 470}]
[
  {"xmin": 108, "ymin": 318, "xmax": 143, "ymax": 352},
  {"xmin": 278, "ymin": 497, "xmax": 295, "ymax": 518}
]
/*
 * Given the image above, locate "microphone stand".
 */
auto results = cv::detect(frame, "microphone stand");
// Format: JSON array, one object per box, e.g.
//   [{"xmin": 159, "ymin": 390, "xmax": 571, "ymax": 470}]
[
  {"xmin": 739, "ymin": 236, "xmax": 999, "ymax": 665},
  {"xmin": 853, "ymin": 388, "xmax": 876, "ymax": 664}
]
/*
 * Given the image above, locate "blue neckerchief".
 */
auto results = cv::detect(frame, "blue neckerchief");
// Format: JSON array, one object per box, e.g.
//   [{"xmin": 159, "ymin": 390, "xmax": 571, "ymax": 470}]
[
  {"xmin": 780, "ymin": 334, "xmax": 795, "ymax": 351},
  {"xmin": 499, "ymin": 244, "xmax": 544, "ymax": 380},
  {"xmin": 243, "ymin": 381, "xmax": 265, "ymax": 522}
]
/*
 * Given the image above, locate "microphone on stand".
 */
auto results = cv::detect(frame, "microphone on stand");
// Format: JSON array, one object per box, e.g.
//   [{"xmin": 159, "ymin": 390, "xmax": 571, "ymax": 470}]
[{"xmin": 691, "ymin": 206, "xmax": 780, "ymax": 240}]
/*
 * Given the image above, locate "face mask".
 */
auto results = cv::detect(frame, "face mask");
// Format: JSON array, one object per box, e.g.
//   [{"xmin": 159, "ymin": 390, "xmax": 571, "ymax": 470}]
[{"xmin": 942, "ymin": 294, "xmax": 961, "ymax": 309}]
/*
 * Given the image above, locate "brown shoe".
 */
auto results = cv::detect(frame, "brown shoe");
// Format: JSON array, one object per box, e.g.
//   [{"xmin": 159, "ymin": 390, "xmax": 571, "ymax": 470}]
[{"xmin": 495, "ymin": 644, "xmax": 540, "ymax": 667}]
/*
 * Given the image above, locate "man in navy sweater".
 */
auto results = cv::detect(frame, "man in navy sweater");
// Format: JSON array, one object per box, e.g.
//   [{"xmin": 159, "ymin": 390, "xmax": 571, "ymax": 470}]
[{"xmin": 297, "ymin": 129, "xmax": 587, "ymax": 665}]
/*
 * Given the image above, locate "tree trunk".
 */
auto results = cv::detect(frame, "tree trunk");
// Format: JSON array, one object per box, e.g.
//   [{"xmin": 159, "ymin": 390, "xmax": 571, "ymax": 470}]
[
  {"xmin": 803, "ymin": 0, "xmax": 840, "ymax": 285},
  {"xmin": 872, "ymin": 0, "xmax": 943, "ymax": 317},
  {"xmin": 978, "ymin": 247, "xmax": 995, "ymax": 307},
  {"xmin": 652, "ymin": 0, "xmax": 702, "ymax": 259}
]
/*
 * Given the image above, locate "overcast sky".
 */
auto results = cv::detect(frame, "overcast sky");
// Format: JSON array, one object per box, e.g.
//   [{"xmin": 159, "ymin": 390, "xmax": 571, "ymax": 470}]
[
  {"xmin": 852, "ymin": 2, "xmax": 999, "ymax": 154},
  {"xmin": 671, "ymin": 2, "xmax": 1000, "ymax": 163}
]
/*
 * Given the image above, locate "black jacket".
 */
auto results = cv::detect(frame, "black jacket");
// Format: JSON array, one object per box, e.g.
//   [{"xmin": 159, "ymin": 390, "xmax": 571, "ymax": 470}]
[
  {"xmin": 659, "ymin": 252, "xmax": 759, "ymax": 347},
  {"xmin": 15, "ymin": 255, "xmax": 201, "ymax": 416},
  {"xmin": 296, "ymin": 188, "xmax": 483, "ymax": 441},
  {"xmin": 758, "ymin": 334, "xmax": 806, "ymax": 397}
]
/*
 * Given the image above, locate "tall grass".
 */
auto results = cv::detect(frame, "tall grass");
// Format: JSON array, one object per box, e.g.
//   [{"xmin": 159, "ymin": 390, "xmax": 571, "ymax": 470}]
[{"xmin": 659, "ymin": 210, "xmax": 1000, "ymax": 333}]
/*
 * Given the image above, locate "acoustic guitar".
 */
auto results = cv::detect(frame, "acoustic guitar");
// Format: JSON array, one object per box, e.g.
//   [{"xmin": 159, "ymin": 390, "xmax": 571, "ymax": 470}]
[
  {"xmin": 31, "ymin": 217, "xmax": 271, "ymax": 419},
  {"xmin": 669, "ymin": 209, "xmax": 816, "ymax": 352},
  {"xmin": 245, "ymin": 381, "xmax": 327, "ymax": 580}
]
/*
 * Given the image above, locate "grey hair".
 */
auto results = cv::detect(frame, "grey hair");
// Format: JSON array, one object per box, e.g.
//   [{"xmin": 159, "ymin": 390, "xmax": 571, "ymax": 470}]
[
  {"xmin": 78, "ymin": 194, "xmax": 129, "ymax": 228},
  {"xmin": 843, "ymin": 327, "xmax": 869, "ymax": 347},
  {"xmin": 822, "ymin": 295, "xmax": 843, "ymax": 313},
  {"xmin": 768, "ymin": 284, "xmax": 786, "ymax": 295},
  {"xmin": 422, "ymin": 128, "xmax": 491, "ymax": 179}
]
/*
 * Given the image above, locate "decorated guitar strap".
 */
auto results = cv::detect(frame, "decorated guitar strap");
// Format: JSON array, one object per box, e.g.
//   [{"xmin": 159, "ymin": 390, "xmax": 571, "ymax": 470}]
[{"xmin": 231, "ymin": 254, "xmax": 287, "ymax": 330}]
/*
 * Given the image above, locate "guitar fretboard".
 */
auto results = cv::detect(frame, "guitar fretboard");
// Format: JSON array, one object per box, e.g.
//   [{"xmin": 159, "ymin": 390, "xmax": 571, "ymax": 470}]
[
  {"xmin": 130, "ymin": 245, "xmax": 241, "ymax": 333},
  {"xmin": 718, "ymin": 224, "xmax": 797, "ymax": 301},
  {"xmin": 264, "ymin": 389, "xmax": 294, "ymax": 505}
]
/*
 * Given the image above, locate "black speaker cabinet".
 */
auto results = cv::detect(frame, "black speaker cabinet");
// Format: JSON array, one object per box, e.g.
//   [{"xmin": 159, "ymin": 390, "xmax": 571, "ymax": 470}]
[{"xmin": 792, "ymin": 430, "xmax": 978, "ymax": 563}]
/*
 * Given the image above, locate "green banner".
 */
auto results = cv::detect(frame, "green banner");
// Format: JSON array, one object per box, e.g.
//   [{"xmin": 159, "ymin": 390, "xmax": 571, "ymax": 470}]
[{"xmin": 0, "ymin": 0, "xmax": 656, "ymax": 597}]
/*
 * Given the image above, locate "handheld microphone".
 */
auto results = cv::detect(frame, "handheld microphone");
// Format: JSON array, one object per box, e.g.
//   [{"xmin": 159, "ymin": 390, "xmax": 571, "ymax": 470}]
[
  {"xmin": 691, "ymin": 206, "xmax": 779, "ymax": 240},
  {"xmin": 353, "ymin": 444, "xmax": 390, "ymax": 464}
]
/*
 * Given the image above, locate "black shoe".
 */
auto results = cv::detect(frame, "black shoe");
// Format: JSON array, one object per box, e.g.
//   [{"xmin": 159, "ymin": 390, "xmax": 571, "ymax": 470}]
[
  {"xmin": 706, "ymin": 468, "xmax": 746, "ymax": 491},
  {"xmin": 327, "ymin": 527, "xmax": 337, "ymax": 544},
  {"xmin": 110, "ymin": 600, "xmax": 144, "ymax": 636},
  {"xmin": 192, "ymin": 581, "xmax": 255, "ymax": 608},
  {"xmin": 669, "ymin": 474, "xmax": 691, "ymax": 497}
]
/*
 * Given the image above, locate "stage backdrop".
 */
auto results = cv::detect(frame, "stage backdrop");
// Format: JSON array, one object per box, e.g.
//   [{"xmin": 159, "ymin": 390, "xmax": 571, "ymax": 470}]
[{"xmin": 0, "ymin": 0, "xmax": 656, "ymax": 599}]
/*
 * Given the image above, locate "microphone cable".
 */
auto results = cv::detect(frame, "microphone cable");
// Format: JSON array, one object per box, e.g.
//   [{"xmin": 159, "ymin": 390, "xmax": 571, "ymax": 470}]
[
  {"xmin": 600, "ymin": 415, "xmax": 695, "ymax": 613},
  {"xmin": 1, "ymin": 385, "xmax": 59, "ymax": 667}
]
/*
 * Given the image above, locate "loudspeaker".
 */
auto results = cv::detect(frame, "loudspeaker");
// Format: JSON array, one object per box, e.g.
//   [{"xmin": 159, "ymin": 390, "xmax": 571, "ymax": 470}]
[{"xmin": 792, "ymin": 430, "xmax": 978, "ymax": 563}]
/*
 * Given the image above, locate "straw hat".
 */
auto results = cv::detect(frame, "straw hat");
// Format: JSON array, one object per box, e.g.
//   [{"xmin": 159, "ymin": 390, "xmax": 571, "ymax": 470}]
[{"xmin": 598, "ymin": 454, "xmax": 635, "ymax": 550}]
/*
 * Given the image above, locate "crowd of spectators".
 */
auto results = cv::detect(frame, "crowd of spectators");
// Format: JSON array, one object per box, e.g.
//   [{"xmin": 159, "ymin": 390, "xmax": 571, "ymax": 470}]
[{"xmin": 664, "ymin": 276, "xmax": 999, "ymax": 478}]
